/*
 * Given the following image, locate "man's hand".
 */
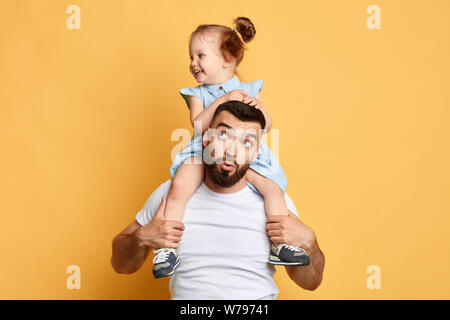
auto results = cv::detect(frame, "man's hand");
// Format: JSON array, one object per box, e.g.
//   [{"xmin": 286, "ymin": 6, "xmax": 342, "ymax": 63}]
[
  {"xmin": 267, "ymin": 212, "xmax": 325, "ymax": 291},
  {"xmin": 266, "ymin": 212, "xmax": 317, "ymax": 254},
  {"xmin": 136, "ymin": 197, "xmax": 185, "ymax": 249}
]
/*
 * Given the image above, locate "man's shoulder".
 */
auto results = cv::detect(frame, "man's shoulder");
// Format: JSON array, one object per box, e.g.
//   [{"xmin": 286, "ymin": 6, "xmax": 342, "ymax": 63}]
[
  {"xmin": 152, "ymin": 179, "xmax": 172, "ymax": 198},
  {"xmin": 138, "ymin": 179, "xmax": 298, "ymax": 224},
  {"xmin": 136, "ymin": 179, "xmax": 172, "ymax": 225},
  {"xmin": 191, "ymin": 184, "xmax": 298, "ymax": 217}
]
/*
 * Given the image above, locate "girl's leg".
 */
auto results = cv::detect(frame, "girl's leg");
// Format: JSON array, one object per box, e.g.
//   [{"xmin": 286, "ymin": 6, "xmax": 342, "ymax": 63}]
[
  {"xmin": 164, "ymin": 156, "xmax": 205, "ymax": 222},
  {"xmin": 245, "ymin": 168, "xmax": 310, "ymax": 266},
  {"xmin": 153, "ymin": 156, "xmax": 204, "ymax": 279},
  {"xmin": 245, "ymin": 168, "xmax": 289, "ymax": 217}
]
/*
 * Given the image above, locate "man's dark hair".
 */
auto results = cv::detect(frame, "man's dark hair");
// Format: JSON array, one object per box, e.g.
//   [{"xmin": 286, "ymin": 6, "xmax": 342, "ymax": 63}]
[{"xmin": 213, "ymin": 100, "xmax": 266, "ymax": 130}]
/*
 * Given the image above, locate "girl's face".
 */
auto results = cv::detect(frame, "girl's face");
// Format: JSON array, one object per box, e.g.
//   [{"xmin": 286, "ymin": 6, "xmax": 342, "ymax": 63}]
[{"xmin": 189, "ymin": 32, "xmax": 229, "ymax": 84}]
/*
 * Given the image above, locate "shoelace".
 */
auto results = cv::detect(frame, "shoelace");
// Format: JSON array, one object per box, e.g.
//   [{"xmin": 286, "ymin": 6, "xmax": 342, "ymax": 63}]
[
  {"xmin": 153, "ymin": 248, "xmax": 173, "ymax": 264},
  {"xmin": 282, "ymin": 244, "xmax": 307, "ymax": 254}
]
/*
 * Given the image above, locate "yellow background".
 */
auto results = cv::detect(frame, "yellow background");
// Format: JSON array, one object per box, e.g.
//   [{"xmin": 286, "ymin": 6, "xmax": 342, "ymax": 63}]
[{"xmin": 1, "ymin": 0, "xmax": 449, "ymax": 299}]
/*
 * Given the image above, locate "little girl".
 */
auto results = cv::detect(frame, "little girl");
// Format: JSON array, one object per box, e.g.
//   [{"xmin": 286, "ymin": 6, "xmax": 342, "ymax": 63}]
[{"xmin": 152, "ymin": 17, "xmax": 310, "ymax": 278}]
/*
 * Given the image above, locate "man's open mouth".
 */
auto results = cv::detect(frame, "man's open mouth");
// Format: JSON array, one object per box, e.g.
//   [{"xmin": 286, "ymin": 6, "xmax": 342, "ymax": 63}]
[{"xmin": 219, "ymin": 161, "xmax": 235, "ymax": 172}]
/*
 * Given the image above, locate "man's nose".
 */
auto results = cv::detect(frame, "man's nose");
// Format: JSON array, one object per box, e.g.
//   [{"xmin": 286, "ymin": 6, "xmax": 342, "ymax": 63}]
[{"xmin": 224, "ymin": 137, "xmax": 237, "ymax": 159}]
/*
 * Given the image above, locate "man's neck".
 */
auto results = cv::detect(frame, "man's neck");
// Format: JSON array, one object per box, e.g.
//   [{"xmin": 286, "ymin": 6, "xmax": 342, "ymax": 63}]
[{"xmin": 203, "ymin": 172, "xmax": 248, "ymax": 194}]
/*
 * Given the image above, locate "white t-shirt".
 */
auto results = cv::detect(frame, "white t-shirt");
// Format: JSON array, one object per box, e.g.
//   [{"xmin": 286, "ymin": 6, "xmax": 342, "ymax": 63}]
[{"xmin": 136, "ymin": 179, "xmax": 299, "ymax": 300}]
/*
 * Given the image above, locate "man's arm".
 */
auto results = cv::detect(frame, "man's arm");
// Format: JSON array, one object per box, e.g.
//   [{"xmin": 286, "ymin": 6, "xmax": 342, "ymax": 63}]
[
  {"xmin": 111, "ymin": 197, "xmax": 185, "ymax": 274},
  {"xmin": 284, "ymin": 223, "xmax": 325, "ymax": 291},
  {"xmin": 266, "ymin": 212, "xmax": 325, "ymax": 291},
  {"xmin": 111, "ymin": 220, "xmax": 150, "ymax": 274}
]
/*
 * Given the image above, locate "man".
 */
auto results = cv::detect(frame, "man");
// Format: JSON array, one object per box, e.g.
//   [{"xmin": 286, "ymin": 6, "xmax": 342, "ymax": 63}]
[{"xmin": 111, "ymin": 101, "xmax": 325, "ymax": 299}]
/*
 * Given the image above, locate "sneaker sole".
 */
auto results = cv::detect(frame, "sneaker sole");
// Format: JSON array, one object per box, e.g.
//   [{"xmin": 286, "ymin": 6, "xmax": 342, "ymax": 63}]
[
  {"xmin": 269, "ymin": 255, "xmax": 310, "ymax": 266},
  {"xmin": 153, "ymin": 258, "xmax": 181, "ymax": 279}
]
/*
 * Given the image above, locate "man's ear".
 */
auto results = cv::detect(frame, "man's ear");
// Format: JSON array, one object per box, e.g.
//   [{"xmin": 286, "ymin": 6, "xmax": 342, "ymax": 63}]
[{"xmin": 250, "ymin": 143, "xmax": 261, "ymax": 163}]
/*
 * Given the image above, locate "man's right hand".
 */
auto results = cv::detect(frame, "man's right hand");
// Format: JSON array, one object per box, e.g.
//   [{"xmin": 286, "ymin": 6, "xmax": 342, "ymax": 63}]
[{"xmin": 136, "ymin": 197, "xmax": 185, "ymax": 249}]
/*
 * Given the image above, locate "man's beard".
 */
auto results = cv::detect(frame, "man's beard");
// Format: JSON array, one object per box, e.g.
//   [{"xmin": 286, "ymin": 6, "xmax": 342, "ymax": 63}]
[{"xmin": 205, "ymin": 161, "xmax": 250, "ymax": 188}]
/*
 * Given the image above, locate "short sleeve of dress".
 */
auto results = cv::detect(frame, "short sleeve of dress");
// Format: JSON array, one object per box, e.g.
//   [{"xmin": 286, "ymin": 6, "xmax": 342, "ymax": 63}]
[
  {"xmin": 179, "ymin": 86, "xmax": 202, "ymax": 110},
  {"xmin": 251, "ymin": 80, "xmax": 264, "ymax": 96}
]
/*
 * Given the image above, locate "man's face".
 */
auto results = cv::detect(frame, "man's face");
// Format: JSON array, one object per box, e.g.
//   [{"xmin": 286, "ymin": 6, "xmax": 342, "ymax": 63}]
[{"xmin": 202, "ymin": 111, "xmax": 261, "ymax": 187}]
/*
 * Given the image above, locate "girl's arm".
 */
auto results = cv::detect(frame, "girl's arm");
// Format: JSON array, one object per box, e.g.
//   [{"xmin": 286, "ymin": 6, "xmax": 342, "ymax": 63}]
[
  {"xmin": 188, "ymin": 96, "xmax": 207, "ymax": 134},
  {"xmin": 188, "ymin": 90, "xmax": 249, "ymax": 135},
  {"xmin": 255, "ymin": 92, "xmax": 272, "ymax": 133},
  {"xmin": 244, "ymin": 92, "xmax": 273, "ymax": 133},
  {"xmin": 189, "ymin": 95, "xmax": 225, "ymax": 135}
]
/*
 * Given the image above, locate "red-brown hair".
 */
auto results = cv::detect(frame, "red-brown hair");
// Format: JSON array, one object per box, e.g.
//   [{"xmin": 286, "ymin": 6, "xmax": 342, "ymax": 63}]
[{"xmin": 189, "ymin": 17, "xmax": 256, "ymax": 68}]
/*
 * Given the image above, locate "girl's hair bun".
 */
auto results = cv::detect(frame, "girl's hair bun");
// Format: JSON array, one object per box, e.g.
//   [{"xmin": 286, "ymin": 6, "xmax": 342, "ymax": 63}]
[
  {"xmin": 188, "ymin": 17, "xmax": 256, "ymax": 68},
  {"xmin": 234, "ymin": 17, "xmax": 256, "ymax": 43}
]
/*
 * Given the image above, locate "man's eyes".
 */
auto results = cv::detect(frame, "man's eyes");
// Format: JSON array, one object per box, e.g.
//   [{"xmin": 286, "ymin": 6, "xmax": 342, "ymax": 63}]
[
  {"xmin": 218, "ymin": 130, "xmax": 234, "ymax": 139},
  {"xmin": 242, "ymin": 139, "xmax": 253, "ymax": 147},
  {"xmin": 217, "ymin": 131, "xmax": 254, "ymax": 147}
]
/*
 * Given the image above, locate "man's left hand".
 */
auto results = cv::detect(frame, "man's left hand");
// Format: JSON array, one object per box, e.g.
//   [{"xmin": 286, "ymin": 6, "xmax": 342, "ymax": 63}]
[{"xmin": 266, "ymin": 212, "xmax": 317, "ymax": 254}]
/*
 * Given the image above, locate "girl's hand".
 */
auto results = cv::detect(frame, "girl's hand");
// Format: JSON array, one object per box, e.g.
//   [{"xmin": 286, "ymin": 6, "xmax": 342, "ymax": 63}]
[
  {"xmin": 242, "ymin": 96, "xmax": 272, "ymax": 132},
  {"xmin": 220, "ymin": 89, "xmax": 249, "ymax": 103},
  {"xmin": 242, "ymin": 96, "xmax": 264, "ymax": 110}
]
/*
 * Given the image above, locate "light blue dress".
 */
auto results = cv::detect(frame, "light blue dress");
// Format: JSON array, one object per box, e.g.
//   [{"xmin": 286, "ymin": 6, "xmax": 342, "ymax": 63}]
[{"xmin": 170, "ymin": 75, "xmax": 288, "ymax": 193}]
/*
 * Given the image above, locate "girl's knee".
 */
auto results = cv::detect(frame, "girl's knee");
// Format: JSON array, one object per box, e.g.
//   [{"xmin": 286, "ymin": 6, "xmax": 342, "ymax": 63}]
[
  {"xmin": 182, "ymin": 156, "xmax": 203, "ymax": 166},
  {"xmin": 251, "ymin": 172, "xmax": 283, "ymax": 195},
  {"xmin": 170, "ymin": 160, "xmax": 204, "ymax": 200},
  {"xmin": 170, "ymin": 175, "xmax": 188, "ymax": 197}
]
